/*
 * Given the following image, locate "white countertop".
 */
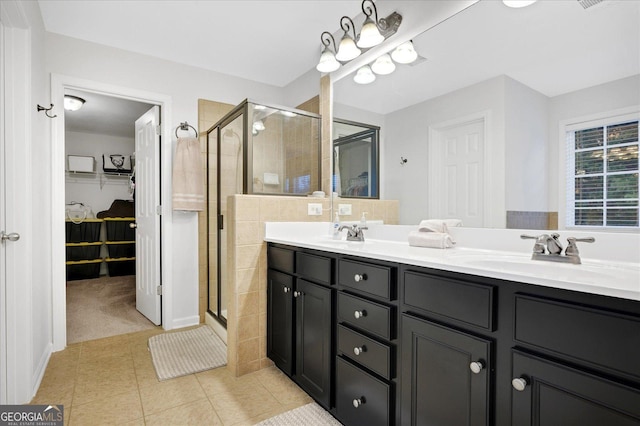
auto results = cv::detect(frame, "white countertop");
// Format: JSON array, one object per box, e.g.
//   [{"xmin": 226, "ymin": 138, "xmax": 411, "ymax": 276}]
[{"xmin": 265, "ymin": 222, "xmax": 640, "ymax": 302}]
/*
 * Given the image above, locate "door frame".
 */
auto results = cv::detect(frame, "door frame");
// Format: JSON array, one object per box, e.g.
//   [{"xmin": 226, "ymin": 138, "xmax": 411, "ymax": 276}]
[
  {"xmin": 428, "ymin": 111, "xmax": 499, "ymax": 228},
  {"xmin": 51, "ymin": 74, "xmax": 173, "ymax": 351}
]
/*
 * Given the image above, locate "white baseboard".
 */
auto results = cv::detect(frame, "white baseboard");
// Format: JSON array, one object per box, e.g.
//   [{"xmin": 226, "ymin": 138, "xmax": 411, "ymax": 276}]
[
  {"xmin": 169, "ymin": 315, "xmax": 200, "ymax": 330},
  {"xmin": 29, "ymin": 342, "xmax": 53, "ymax": 403}
]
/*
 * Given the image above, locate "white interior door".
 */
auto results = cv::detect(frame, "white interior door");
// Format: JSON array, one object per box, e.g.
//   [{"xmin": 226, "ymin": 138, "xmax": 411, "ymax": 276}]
[
  {"xmin": 135, "ymin": 106, "xmax": 161, "ymax": 325},
  {"xmin": 433, "ymin": 120, "xmax": 485, "ymax": 227}
]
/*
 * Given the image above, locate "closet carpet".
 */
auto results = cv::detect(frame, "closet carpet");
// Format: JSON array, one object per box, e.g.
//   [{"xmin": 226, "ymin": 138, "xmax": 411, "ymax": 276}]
[{"xmin": 66, "ymin": 275, "xmax": 158, "ymax": 344}]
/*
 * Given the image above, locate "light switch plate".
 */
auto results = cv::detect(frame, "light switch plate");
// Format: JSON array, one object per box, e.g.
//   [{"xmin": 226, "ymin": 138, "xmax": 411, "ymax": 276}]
[
  {"xmin": 338, "ymin": 204, "xmax": 352, "ymax": 215},
  {"xmin": 307, "ymin": 203, "xmax": 323, "ymax": 216}
]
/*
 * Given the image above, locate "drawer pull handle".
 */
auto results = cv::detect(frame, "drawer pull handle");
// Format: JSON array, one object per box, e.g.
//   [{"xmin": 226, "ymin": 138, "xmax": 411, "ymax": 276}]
[
  {"xmin": 354, "ymin": 310, "xmax": 366, "ymax": 319},
  {"xmin": 352, "ymin": 397, "xmax": 365, "ymax": 408},
  {"xmin": 469, "ymin": 361, "xmax": 484, "ymax": 374},
  {"xmin": 512, "ymin": 377, "xmax": 528, "ymax": 392},
  {"xmin": 283, "ymin": 287, "xmax": 290, "ymax": 293},
  {"xmin": 353, "ymin": 346, "xmax": 366, "ymax": 356},
  {"xmin": 293, "ymin": 291, "xmax": 303, "ymax": 298},
  {"xmin": 354, "ymin": 273, "xmax": 367, "ymax": 282}
]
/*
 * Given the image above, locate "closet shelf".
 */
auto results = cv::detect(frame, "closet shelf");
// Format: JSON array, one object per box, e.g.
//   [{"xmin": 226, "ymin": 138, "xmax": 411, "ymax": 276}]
[{"xmin": 65, "ymin": 170, "xmax": 132, "ymax": 189}]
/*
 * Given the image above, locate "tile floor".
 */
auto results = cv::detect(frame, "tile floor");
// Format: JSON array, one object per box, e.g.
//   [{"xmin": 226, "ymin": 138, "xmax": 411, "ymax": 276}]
[{"xmin": 30, "ymin": 327, "xmax": 313, "ymax": 425}]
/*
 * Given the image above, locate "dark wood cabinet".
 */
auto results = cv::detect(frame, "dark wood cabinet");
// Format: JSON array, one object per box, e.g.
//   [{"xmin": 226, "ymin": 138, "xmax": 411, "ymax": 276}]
[
  {"xmin": 511, "ymin": 350, "xmax": 640, "ymax": 425},
  {"xmin": 401, "ymin": 314, "xmax": 491, "ymax": 426},
  {"xmin": 294, "ymin": 279, "xmax": 332, "ymax": 408},
  {"xmin": 267, "ymin": 269, "xmax": 293, "ymax": 376}
]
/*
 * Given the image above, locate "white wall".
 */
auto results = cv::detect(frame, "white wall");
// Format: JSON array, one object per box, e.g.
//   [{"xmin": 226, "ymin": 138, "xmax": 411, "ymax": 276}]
[
  {"xmin": 384, "ymin": 76, "xmax": 507, "ymax": 226},
  {"xmin": 65, "ymin": 131, "xmax": 134, "ymax": 213},
  {"xmin": 45, "ymin": 32, "xmax": 290, "ymax": 329}
]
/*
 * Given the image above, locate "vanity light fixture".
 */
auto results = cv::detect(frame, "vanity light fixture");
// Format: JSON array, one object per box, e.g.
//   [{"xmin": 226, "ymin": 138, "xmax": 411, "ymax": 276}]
[
  {"xmin": 280, "ymin": 110, "xmax": 297, "ymax": 117},
  {"xmin": 391, "ymin": 40, "xmax": 418, "ymax": 64},
  {"xmin": 371, "ymin": 53, "xmax": 396, "ymax": 75},
  {"xmin": 64, "ymin": 95, "xmax": 86, "ymax": 111},
  {"xmin": 502, "ymin": 0, "xmax": 538, "ymax": 7},
  {"xmin": 316, "ymin": 0, "xmax": 402, "ymax": 73},
  {"xmin": 353, "ymin": 65, "xmax": 376, "ymax": 84},
  {"xmin": 335, "ymin": 16, "xmax": 361, "ymax": 62}
]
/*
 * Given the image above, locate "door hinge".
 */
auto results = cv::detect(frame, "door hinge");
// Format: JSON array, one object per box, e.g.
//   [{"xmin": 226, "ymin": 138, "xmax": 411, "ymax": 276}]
[
  {"xmin": 156, "ymin": 205, "xmax": 162, "ymax": 215},
  {"xmin": 155, "ymin": 125, "xmax": 161, "ymax": 135},
  {"xmin": 156, "ymin": 285, "xmax": 162, "ymax": 296}
]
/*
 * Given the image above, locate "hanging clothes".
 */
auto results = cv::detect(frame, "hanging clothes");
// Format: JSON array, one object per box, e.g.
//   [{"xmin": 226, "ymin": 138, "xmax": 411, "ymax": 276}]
[{"xmin": 172, "ymin": 137, "xmax": 204, "ymax": 211}]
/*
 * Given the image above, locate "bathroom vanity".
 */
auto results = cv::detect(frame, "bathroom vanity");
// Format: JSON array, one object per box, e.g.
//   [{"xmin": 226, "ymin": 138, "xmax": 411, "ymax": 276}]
[{"xmin": 265, "ymin": 223, "xmax": 640, "ymax": 426}]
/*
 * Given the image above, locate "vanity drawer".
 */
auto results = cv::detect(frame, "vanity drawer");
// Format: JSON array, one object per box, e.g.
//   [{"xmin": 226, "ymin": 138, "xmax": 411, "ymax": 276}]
[
  {"xmin": 296, "ymin": 252, "xmax": 333, "ymax": 285},
  {"xmin": 336, "ymin": 357, "xmax": 390, "ymax": 426},
  {"xmin": 515, "ymin": 294, "xmax": 640, "ymax": 380},
  {"xmin": 267, "ymin": 245, "xmax": 294, "ymax": 274},
  {"xmin": 403, "ymin": 271, "xmax": 495, "ymax": 331},
  {"xmin": 338, "ymin": 292, "xmax": 394, "ymax": 340},
  {"xmin": 339, "ymin": 259, "xmax": 392, "ymax": 300},
  {"xmin": 338, "ymin": 324, "xmax": 393, "ymax": 379}
]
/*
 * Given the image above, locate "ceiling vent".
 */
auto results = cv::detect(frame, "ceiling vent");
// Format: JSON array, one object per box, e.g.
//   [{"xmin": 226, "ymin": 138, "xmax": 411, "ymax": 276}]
[{"xmin": 577, "ymin": 0, "xmax": 605, "ymax": 10}]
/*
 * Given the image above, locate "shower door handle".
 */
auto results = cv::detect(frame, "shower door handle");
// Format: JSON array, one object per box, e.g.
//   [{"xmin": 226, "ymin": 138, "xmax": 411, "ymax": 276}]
[{"xmin": 218, "ymin": 214, "xmax": 224, "ymax": 230}]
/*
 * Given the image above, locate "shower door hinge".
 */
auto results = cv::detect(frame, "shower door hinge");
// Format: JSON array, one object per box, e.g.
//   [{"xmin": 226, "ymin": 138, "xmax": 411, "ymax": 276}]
[
  {"xmin": 156, "ymin": 285, "xmax": 162, "ymax": 296},
  {"xmin": 155, "ymin": 125, "xmax": 161, "ymax": 135},
  {"xmin": 156, "ymin": 205, "xmax": 162, "ymax": 215}
]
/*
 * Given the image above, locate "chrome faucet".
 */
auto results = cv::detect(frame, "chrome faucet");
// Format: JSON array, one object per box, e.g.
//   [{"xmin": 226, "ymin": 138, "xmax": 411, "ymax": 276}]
[
  {"xmin": 521, "ymin": 234, "xmax": 595, "ymax": 264},
  {"xmin": 339, "ymin": 224, "xmax": 368, "ymax": 242}
]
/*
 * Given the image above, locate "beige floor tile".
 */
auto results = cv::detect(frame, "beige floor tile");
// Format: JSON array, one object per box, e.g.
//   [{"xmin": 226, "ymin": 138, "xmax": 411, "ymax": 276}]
[
  {"xmin": 133, "ymin": 356, "xmax": 161, "ymax": 388},
  {"xmin": 30, "ymin": 381, "xmax": 75, "ymax": 407},
  {"xmin": 207, "ymin": 379, "xmax": 282, "ymax": 425},
  {"xmin": 69, "ymin": 389, "xmax": 143, "ymax": 426},
  {"xmin": 72, "ymin": 360, "xmax": 138, "ymax": 406},
  {"xmin": 138, "ymin": 374, "xmax": 208, "ymax": 416},
  {"xmin": 79, "ymin": 335, "xmax": 132, "ymax": 361},
  {"xmin": 254, "ymin": 366, "xmax": 312, "ymax": 406},
  {"xmin": 145, "ymin": 399, "xmax": 223, "ymax": 426}
]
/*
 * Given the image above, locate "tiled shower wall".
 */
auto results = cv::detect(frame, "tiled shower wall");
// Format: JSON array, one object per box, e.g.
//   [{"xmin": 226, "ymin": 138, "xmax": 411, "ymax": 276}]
[{"xmin": 198, "ymin": 93, "xmax": 399, "ymax": 376}]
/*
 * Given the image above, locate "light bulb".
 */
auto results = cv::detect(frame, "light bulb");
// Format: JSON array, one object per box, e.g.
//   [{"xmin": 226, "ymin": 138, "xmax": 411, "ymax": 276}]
[
  {"xmin": 371, "ymin": 54, "xmax": 396, "ymax": 75},
  {"xmin": 391, "ymin": 40, "xmax": 418, "ymax": 64},
  {"xmin": 353, "ymin": 65, "xmax": 376, "ymax": 84}
]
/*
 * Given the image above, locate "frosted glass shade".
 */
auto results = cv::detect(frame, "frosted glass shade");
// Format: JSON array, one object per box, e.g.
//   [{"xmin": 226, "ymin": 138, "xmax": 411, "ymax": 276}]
[
  {"xmin": 503, "ymin": 0, "xmax": 538, "ymax": 7},
  {"xmin": 316, "ymin": 48, "xmax": 340, "ymax": 73},
  {"xmin": 336, "ymin": 34, "xmax": 361, "ymax": 62},
  {"xmin": 357, "ymin": 18, "xmax": 384, "ymax": 48},
  {"xmin": 371, "ymin": 54, "xmax": 396, "ymax": 75},
  {"xmin": 64, "ymin": 95, "xmax": 85, "ymax": 111},
  {"xmin": 353, "ymin": 65, "xmax": 376, "ymax": 84},
  {"xmin": 391, "ymin": 40, "xmax": 418, "ymax": 64}
]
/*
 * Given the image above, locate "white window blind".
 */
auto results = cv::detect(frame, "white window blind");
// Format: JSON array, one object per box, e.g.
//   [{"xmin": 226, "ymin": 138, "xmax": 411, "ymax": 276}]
[{"xmin": 565, "ymin": 116, "xmax": 639, "ymax": 228}]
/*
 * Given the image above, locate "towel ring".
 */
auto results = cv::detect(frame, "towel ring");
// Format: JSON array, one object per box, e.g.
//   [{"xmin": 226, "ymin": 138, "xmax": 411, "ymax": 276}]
[{"xmin": 175, "ymin": 121, "xmax": 198, "ymax": 138}]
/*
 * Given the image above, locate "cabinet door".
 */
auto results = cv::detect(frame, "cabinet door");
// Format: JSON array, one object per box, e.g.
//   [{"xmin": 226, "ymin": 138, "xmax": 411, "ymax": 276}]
[
  {"xmin": 512, "ymin": 351, "xmax": 640, "ymax": 426},
  {"xmin": 401, "ymin": 314, "xmax": 491, "ymax": 426},
  {"xmin": 267, "ymin": 269, "xmax": 294, "ymax": 376},
  {"xmin": 295, "ymin": 279, "xmax": 333, "ymax": 408}
]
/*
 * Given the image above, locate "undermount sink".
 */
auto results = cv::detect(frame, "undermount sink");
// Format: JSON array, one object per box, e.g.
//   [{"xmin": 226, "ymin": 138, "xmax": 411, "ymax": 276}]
[{"xmin": 453, "ymin": 255, "xmax": 639, "ymax": 291}]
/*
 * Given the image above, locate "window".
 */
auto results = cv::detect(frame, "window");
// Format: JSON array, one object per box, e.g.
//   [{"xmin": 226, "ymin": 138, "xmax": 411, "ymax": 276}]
[{"xmin": 566, "ymin": 117, "xmax": 639, "ymax": 228}]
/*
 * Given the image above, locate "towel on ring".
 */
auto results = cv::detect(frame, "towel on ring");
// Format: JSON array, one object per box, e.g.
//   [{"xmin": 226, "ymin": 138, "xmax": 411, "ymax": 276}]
[
  {"xmin": 418, "ymin": 219, "xmax": 463, "ymax": 233},
  {"xmin": 172, "ymin": 137, "xmax": 204, "ymax": 211},
  {"xmin": 408, "ymin": 231, "xmax": 456, "ymax": 249}
]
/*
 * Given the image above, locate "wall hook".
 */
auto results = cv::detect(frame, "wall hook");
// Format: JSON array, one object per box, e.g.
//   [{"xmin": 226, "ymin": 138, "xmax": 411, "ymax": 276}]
[
  {"xmin": 400, "ymin": 156, "xmax": 408, "ymax": 165},
  {"xmin": 37, "ymin": 104, "xmax": 57, "ymax": 118}
]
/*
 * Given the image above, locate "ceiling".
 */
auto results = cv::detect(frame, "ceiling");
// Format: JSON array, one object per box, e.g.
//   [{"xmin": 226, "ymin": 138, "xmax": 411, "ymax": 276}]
[{"xmin": 40, "ymin": 0, "xmax": 640, "ymax": 135}]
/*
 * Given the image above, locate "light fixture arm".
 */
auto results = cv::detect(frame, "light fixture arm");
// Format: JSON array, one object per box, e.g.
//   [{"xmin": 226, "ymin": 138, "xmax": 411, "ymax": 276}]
[
  {"xmin": 320, "ymin": 31, "xmax": 337, "ymax": 52},
  {"xmin": 362, "ymin": 0, "xmax": 381, "ymax": 28},
  {"xmin": 340, "ymin": 16, "xmax": 357, "ymax": 40}
]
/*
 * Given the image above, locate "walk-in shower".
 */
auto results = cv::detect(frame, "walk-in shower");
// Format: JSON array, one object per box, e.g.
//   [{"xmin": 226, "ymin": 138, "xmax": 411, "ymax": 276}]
[{"xmin": 206, "ymin": 99, "xmax": 321, "ymax": 326}]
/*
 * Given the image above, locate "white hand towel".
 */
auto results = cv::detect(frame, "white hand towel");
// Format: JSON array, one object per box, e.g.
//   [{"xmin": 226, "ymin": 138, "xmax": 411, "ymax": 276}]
[
  {"xmin": 172, "ymin": 137, "xmax": 205, "ymax": 211},
  {"xmin": 418, "ymin": 219, "xmax": 463, "ymax": 233},
  {"xmin": 408, "ymin": 231, "xmax": 456, "ymax": 249}
]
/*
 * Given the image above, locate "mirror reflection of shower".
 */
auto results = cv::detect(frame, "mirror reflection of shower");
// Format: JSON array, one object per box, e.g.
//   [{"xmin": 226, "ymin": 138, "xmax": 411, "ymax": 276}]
[{"xmin": 223, "ymin": 128, "xmax": 243, "ymax": 194}]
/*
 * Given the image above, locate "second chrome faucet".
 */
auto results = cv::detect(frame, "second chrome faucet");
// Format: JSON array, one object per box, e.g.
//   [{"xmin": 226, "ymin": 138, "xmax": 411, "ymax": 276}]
[{"xmin": 521, "ymin": 233, "xmax": 595, "ymax": 264}]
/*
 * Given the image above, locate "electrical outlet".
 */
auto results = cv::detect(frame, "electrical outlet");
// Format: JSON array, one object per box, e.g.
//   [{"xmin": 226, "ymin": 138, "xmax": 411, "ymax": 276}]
[
  {"xmin": 307, "ymin": 203, "xmax": 323, "ymax": 216},
  {"xmin": 338, "ymin": 204, "xmax": 352, "ymax": 215}
]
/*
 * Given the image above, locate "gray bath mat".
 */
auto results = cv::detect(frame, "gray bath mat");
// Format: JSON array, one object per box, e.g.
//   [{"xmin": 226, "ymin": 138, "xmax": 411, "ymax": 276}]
[
  {"xmin": 255, "ymin": 403, "xmax": 342, "ymax": 425},
  {"xmin": 148, "ymin": 325, "xmax": 226, "ymax": 381}
]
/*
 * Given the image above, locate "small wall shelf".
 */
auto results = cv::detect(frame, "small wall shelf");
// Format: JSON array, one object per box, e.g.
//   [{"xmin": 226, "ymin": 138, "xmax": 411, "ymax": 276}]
[{"xmin": 66, "ymin": 170, "xmax": 132, "ymax": 189}]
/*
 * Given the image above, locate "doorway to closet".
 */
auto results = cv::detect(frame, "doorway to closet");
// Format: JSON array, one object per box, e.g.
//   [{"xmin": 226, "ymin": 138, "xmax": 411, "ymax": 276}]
[{"xmin": 63, "ymin": 89, "xmax": 158, "ymax": 343}]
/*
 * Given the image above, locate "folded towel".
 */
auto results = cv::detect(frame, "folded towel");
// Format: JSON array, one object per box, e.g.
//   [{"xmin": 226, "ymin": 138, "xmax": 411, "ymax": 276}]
[
  {"xmin": 172, "ymin": 137, "xmax": 205, "ymax": 211},
  {"xmin": 408, "ymin": 231, "xmax": 456, "ymax": 249},
  {"xmin": 418, "ymin": 219, "xmax": 463, "ymax": 233}
]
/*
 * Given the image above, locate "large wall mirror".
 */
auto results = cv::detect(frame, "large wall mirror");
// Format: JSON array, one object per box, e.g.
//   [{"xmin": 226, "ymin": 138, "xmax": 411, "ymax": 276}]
[{"xmin": 332, "ymin": 0, "xmax": 639, "ymax": 230}]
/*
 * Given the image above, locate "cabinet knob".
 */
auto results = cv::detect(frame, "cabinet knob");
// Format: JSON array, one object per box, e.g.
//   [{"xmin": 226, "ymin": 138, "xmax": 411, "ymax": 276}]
[
  {"xmin": 512, "ymin": 377, "xmax": 528, "ymax": 392},
  {"xmin": 469, "ymin": 361, "xmax": 484, "ymax": 374},
  {"xmin": 354, "ymin": 273, "xmax": 366, "ymax": 282},
  {"xmin": 129, "ymin": 222, "xmax": 137, "ymax": 229},
  {"xmin": 283, "ymin": 286, "xmax": 290, "ymax": 293},
  {"xmin": 353, "ymin": 346, "xmax": 366, "ymax": 356},
  {"xmin": 293, "ymin": 291, "xmax": 303, "ymax": 298},
  {"xmin": 352, "ymin": 397, "xmax": 365, "ymax": 408},
  {"xmin": 354, "ymin": 310, "xmax": 366, "ymax": 319}
]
